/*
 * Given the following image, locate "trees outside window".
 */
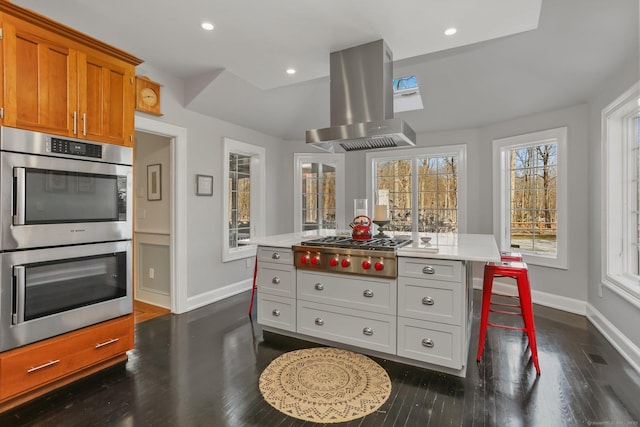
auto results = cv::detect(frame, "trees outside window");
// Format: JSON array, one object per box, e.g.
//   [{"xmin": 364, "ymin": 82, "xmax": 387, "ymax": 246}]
[
  {"xmin": 493, "ymin": 127, "xmax": 567, "ymax": 269},
  {"xmin": 366, "ymin": 145, "xmax": 466, "ymax": 235}
]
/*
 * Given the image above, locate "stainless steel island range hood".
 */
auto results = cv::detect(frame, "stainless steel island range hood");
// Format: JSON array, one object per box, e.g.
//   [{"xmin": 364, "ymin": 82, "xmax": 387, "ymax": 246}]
[{"xmin": 306, "ymin": 39, "xmax": 416, "ymax": 152}]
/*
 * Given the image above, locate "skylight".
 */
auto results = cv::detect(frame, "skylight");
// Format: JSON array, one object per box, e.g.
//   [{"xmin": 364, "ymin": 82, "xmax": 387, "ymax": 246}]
[{"xmin": 393, "ymin": 75, "xmax": 424, "ymax": 113}]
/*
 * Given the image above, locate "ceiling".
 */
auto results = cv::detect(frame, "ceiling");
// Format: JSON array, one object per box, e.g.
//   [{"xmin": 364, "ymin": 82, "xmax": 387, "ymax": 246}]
[{"xmin": 13, "ymin": 0, "xmax": 639, "ymax": 142}]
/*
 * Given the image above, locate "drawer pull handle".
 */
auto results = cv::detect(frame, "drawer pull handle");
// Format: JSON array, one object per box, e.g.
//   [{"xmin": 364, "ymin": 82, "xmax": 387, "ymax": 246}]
[
  {"xmin": 272, "ymin": 253, "xmax": 280, "ymax": 260},
  {"xmin": 363, "ymin": 289, "xmax": 374, "ymax": 298},
  {"xmin": 272, "ymin": 309, "xmax": 281, "ymax": 317},
  {"xmin": 422, "ymin": 296, "xmax": 435, "ymax": 306},
  {"xmin": 95, "ymin": 338, "xmax": 120, "ymax": 349},
  {"xmin": 363, "ymin": 327, "xmax": 374, "ymax": 336},
  {"xmin": 27, "ymin": 359, "xmax": 60, "ymax": 373},
  {"xmin": 314, "ymin": 283, "xmax": 324, "ymax": 291},
  {"xmin": 272, "ymin": 277, "xmax": 281, "ymax": 285},
  {"xmin": 422, "ymin": 266, "xmax": 435, "ymax": 275},
  {"xmin": 314, "ymin": 318, "xmax": 324, "ymax": 326},
  {"xmin": 422, "ymin": 338, "xmax": 435, "ymax": 348}
]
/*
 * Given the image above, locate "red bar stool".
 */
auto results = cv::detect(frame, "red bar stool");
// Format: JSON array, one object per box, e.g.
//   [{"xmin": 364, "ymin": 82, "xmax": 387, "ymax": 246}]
[
  {"xmin": 248, "ymin": 258, "xmax": 258, "ymax": 316},
  {"xmin": 477, "ymin": 261, "xmax": 540, "ymax": 375},
  {"xmin": 500, "ymin": 251, "xmax": 522, "ymax": 262}
]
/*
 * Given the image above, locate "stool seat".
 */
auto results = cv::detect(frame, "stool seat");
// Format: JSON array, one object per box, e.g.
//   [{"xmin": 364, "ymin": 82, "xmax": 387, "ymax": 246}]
[
  {"xmin": 477, "ymin": 261, "xmax": 540, "ymax": 375},
  {"xmin": 500, "ymin": 251, "xmax": 523, "ymax": 262}
]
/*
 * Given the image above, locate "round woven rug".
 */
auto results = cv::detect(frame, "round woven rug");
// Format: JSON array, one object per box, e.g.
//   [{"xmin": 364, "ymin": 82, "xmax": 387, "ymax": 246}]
[{"xmin": 258, "ymin": 347, "xmax": 392, "ymax": 423}]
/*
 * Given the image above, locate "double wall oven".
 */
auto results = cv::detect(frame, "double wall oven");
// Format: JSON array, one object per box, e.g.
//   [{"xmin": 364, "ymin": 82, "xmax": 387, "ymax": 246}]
[{"xmin": 0, "ymin": 127, "xmax": 133, "ymax": 352}]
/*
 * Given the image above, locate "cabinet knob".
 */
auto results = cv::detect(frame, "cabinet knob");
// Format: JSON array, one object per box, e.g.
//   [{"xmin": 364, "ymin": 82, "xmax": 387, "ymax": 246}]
[
  {"xmin": 362, "ymin": 327, "xmax": 374, "ymax": 336},
  {"xmin": 272, "ymin": 277, "xmax": 280, "ymax": 285},
  {"xmin": 363, "ymin": 289, "xmax": 374, "ymax": 298},
  {"xmin": 314, "ymin": 283, "xmax": 324, "ymax": 291},
  {"xmin": 422, "ymin": 338, "xmax": 435, "ymax": 348},
  {"xmin": 272, "ymin": 252, "xmax": 280, "ymax": 260},
  {"xmin": 272, "ymin": 309, "xmax": 281, "ymax": 317},
  {"xmin": 422, "ymin": 266, "xmax": 435, "ymax": 275},
  {"xmin": 314, "ymin": 318, "xmax": 324, "ymax": 326},
  {"xmin": 422, "ymin": 296, "xmax": 435, "ymax": 306}
]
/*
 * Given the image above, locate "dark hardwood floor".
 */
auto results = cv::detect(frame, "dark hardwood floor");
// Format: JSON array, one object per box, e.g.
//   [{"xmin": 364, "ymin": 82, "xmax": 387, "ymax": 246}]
[{"xmin": 1, "ymin": 290, "xmax": 639, "ymax": 426}]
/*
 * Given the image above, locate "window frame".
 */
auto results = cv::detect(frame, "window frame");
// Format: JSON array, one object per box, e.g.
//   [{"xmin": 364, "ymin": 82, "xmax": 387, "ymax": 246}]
[
  {"xmin": 365, "ymin": 144, "xmax": 467, "ymax": 234},
  {"xmin": 601, "ymin": 82, "xmax": 640, "ymax": 302},
  {"xmin": 293, "ymin": 153, "xmax": 345, "ymax": 232},
  {"xmin": 222, "ymin": 137, "xmax": 265, "ymax": 262},
  {"xmin": 492, "ymin": 127, "xmax": 568, "ymax": 269}
]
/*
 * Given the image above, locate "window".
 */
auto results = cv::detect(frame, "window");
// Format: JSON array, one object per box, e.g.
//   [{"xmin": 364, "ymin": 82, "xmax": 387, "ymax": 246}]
[
  {"xmin": 493, "ymin": 127, "xmax": 567, "ymax": 269},
  {"xmin": 222, "ymin": 138, "xmax": 265, "ymax": 262},
  {"xmin": 294, "ymin": 154, "xmax": 345, "ymax": 231},
  {"xmin": 393, "ymin": 74, "xmax": 424, "ymax": 113},
  {"xmin": 366, "ymin": 145, "xmax": 467, "ymax": 235},
  {"xmin": 602, "ymin": 82, "xmax": 640, "ymax": 300}
]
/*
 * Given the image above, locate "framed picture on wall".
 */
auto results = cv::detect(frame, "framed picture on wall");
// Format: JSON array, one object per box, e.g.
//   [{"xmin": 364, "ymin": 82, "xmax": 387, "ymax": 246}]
[
  {"xmin": 196, "ymin": 174, "xmax": 213, "ymax": 196},
  {"xmin": 147, "ymin": 164, "xmax": 162, "ymax": 201}
]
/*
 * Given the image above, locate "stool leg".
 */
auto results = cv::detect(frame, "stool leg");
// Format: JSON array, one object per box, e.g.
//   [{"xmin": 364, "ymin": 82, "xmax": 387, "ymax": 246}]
[
  {"xmin": 477, "ymin": 266, "xmax": 495, "ymax": 362},
  {"xmin": 516, "ymin": 272, "xmax": 540, "ymax": 375},
  {"xmin": 248, "ymin": 258, "xmax": 258, "ymax": 316}
]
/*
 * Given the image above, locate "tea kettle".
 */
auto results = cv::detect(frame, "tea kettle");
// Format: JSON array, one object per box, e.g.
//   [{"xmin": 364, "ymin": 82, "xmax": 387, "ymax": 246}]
[{"xmin": 350, "ymin": 215, "xmax": 372, "ymax": 241}]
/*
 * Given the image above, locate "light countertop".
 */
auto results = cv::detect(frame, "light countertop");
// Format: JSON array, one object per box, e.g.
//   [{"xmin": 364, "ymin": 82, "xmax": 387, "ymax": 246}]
[{"xmin": 246, "ymin": 231, "xmax": 500, "ymax": 262}]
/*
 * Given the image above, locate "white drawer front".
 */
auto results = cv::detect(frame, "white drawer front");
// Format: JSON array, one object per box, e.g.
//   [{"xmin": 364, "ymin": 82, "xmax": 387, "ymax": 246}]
[
  {"xmin": 398, "ymin": 258, "xmax": 462, "ymax": 282},
  {"xmin": 397, "ymin": 317, "xmax": 462, "ymax": 369},
  {"xmin": 398, "ymin": 278, "xmax": 461, "ymax": 325},
  {"xmin": 297, "ymin": 271, "xmax": 396, "ymax": 315},
  {"xmin": 297, "ymin": 301, "xmax": 396, "ymax": 354},
  {"xmin": 257, "ymin": 293, "xmax": 296, "ymax": 332},
  {"xmin": 258, "ymin": 263, "xmax": 296, "ymax": 297},
  {"xmin": 258, "ymin": 247, "xmax": 293, "ymax": 265}
]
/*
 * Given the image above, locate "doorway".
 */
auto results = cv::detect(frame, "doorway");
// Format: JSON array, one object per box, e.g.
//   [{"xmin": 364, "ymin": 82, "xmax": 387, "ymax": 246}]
[{"xmin": 133, "ymin": 117, "xmax": 188, "ymax": 314}]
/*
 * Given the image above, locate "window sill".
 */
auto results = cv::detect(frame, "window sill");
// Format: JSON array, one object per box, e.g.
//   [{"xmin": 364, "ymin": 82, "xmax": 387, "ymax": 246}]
[
  {"xmin": 521, "ymin": 253, "xmax": 567, "ymax": 270},
  {"xmin": 602, "ymin": 275, "xmax": 640, "ymax": 309},
  {"xmin": 222, "ymin": 245, "xmax": 257, "ymax": 263}
]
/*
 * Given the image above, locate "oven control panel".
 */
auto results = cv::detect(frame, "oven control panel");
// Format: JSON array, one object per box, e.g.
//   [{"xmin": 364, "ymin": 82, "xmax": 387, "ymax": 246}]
[{"xmin": 48, "ymin": 137, "xmax": 102, "ymax": 159}]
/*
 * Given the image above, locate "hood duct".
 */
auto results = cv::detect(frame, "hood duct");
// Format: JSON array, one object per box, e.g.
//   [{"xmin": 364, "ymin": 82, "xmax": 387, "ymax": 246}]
[{"xmin": 306, "ymin": 39, "xmax": 416, "ymax": 152}]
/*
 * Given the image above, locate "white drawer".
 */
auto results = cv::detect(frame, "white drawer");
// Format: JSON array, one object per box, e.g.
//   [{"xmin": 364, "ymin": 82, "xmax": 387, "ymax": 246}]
[
  {"xmin": 257, "ymin": 247, "xmax": 293, "ymax": 265},
  {"xmin": 398, "ymin": 257, "xmax": 463, "ymax": 282},
  {"xmin": 397, "ymin": 317, "xmax": 462, "ymax": 369},
  {"xmin": 258, "ymin": 263, "xmax": 296, "ymax": 297},
  {"xmin": 297, "ymin": 271, "xmax": 396, "ymax": 315},
  {"xmin": 297, "ymin": 300, "xmax": 396, "ymax": 354},
  {"xmin": 398, "ymin": 278, "xmax": 462, "ymax": 325},
  {"xmin": 257, "ymin": 293, "xmax": 296, "ymax": 332}
]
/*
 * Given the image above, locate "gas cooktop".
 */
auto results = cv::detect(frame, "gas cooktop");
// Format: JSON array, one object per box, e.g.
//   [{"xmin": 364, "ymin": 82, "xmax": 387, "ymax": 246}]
[{"xmin": 300, "ymin": 236, "xmax": 411, "ymax": 251}]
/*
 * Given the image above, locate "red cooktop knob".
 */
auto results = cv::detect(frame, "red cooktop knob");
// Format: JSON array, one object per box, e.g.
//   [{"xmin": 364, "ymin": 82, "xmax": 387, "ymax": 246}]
[
  {"xmin": 374, "ymin": 261, "xmax": 384, "ymax": 271},
  {"xmin": 329, "ymin": 258, "xmax": 339, "ymax": 267},
  {"xmin": 300, "ymin": 255, "xmax": 310, "ymax": 264},
  {"xmin": 362, "ymin": 260, "xmax": 372, "ymax": 270},
  {"xmin": 341, "ymin": 259, "xmax": 351, "ymax": 268},
  {"xmin": 311, "ymin": 255, "xmax": 320, "ymax": 265}
]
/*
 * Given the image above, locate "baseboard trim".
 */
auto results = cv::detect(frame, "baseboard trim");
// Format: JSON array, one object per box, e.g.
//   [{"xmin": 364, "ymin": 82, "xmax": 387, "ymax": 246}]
[
  {"xmin": 587, "ymin": 304, "xmax": 640, "ymax": 374},
  {"xmin": 472, "ymin": 277, "xmax": 587, "ymax": 315},
  {"xmin": 187, "ymin": 279, "xmax": 252, "ymax": 311}
]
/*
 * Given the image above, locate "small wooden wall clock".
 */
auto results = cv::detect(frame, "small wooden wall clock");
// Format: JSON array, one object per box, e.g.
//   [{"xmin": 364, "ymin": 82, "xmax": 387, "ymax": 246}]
[{"xmin": 135, "ymin": 76, "xmax": 163, "ymax": 116}]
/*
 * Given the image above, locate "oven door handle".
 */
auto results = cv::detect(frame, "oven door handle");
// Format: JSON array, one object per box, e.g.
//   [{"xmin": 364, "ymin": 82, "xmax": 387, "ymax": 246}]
[
  {"xmin": 13, "ymin": 266, "xmax": 25, "ymax": 324},
  {"xmin": 13, "ymin": 168, "xmax": 26, "ymax": 225}
]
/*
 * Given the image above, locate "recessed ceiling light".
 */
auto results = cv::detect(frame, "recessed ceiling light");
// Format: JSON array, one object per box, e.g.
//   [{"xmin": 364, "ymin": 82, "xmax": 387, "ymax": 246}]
[
  {"xmin": 286, "ymin": 68, "xmax": 296, "ymax": 75},
  {"xmin": 444, "ymin": 27, "xmax": 457, "ymax": 36},
  {"xmin": 201, "ymin": 22, "xmax": 214, "ymax": 31}
]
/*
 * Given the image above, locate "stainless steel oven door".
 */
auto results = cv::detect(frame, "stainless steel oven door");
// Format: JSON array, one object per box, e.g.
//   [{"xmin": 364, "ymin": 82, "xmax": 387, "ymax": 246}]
[
  {"xmin": 0, "ymin": 241, "xmax": 132, "ymax": 352},
  {"xmin": 0, "ymin": 150, "xmax": 132, "ymax": 250}
]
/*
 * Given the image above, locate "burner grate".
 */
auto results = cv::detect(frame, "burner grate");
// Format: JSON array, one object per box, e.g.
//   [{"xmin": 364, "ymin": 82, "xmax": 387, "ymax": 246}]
[{"xmin": 301, "ymin": 236, "xmax": 411, "ymax": 251}]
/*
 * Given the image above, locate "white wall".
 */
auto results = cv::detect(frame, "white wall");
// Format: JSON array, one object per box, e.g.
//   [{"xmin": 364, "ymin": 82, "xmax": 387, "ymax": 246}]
[
  {"xmin": 135, "ymin": 63, "xmax": 291, "ymax": 304},
  {"xmin": 587, "ymin": 55, "xmax": 640, "ymax": 369},
  {"xmin": 134, "ymin": 132, "xmax": 171, "ymax": 233}
]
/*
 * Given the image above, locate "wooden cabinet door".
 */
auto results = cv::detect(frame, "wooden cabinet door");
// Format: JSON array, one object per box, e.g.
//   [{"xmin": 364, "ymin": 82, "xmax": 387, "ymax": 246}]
[
  {"xmin": 2, "ymin": 16, "xmax": 77, "ymax": 136},
  {"xmin": 78, "ymin": 51, "xmax": 134, "ymax": 146}
]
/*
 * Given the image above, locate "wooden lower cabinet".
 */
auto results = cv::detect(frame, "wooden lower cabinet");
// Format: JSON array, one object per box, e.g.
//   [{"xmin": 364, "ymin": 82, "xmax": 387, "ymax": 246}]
[{"xmin": 0, "ymin": 314, "xmax": 133, "ymax": 411}]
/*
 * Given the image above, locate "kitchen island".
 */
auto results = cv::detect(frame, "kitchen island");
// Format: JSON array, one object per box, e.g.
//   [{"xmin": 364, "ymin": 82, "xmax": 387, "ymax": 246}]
[{"xmin": 249, "ymin": 232, "xmax": 500, "ymax": 377}]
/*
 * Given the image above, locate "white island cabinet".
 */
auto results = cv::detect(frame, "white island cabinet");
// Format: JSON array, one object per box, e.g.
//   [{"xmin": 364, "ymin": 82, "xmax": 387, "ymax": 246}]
[{"xmin": 248, "ymin": 233, "xmax": 500, "ymax": 377}]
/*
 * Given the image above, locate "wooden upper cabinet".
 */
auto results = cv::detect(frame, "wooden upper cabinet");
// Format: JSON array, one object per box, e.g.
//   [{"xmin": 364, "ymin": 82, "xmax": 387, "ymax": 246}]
[
  {"xmin": 78, "ymin": 51, "xmax": 135, "ymax": 146},
  {"xmin": 0, "ymin": 4, "xmax": 141, "ymax": 145},
  {"xmin": 2, "ymin": 16, "xmax": 77, "ymax": 136}
]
